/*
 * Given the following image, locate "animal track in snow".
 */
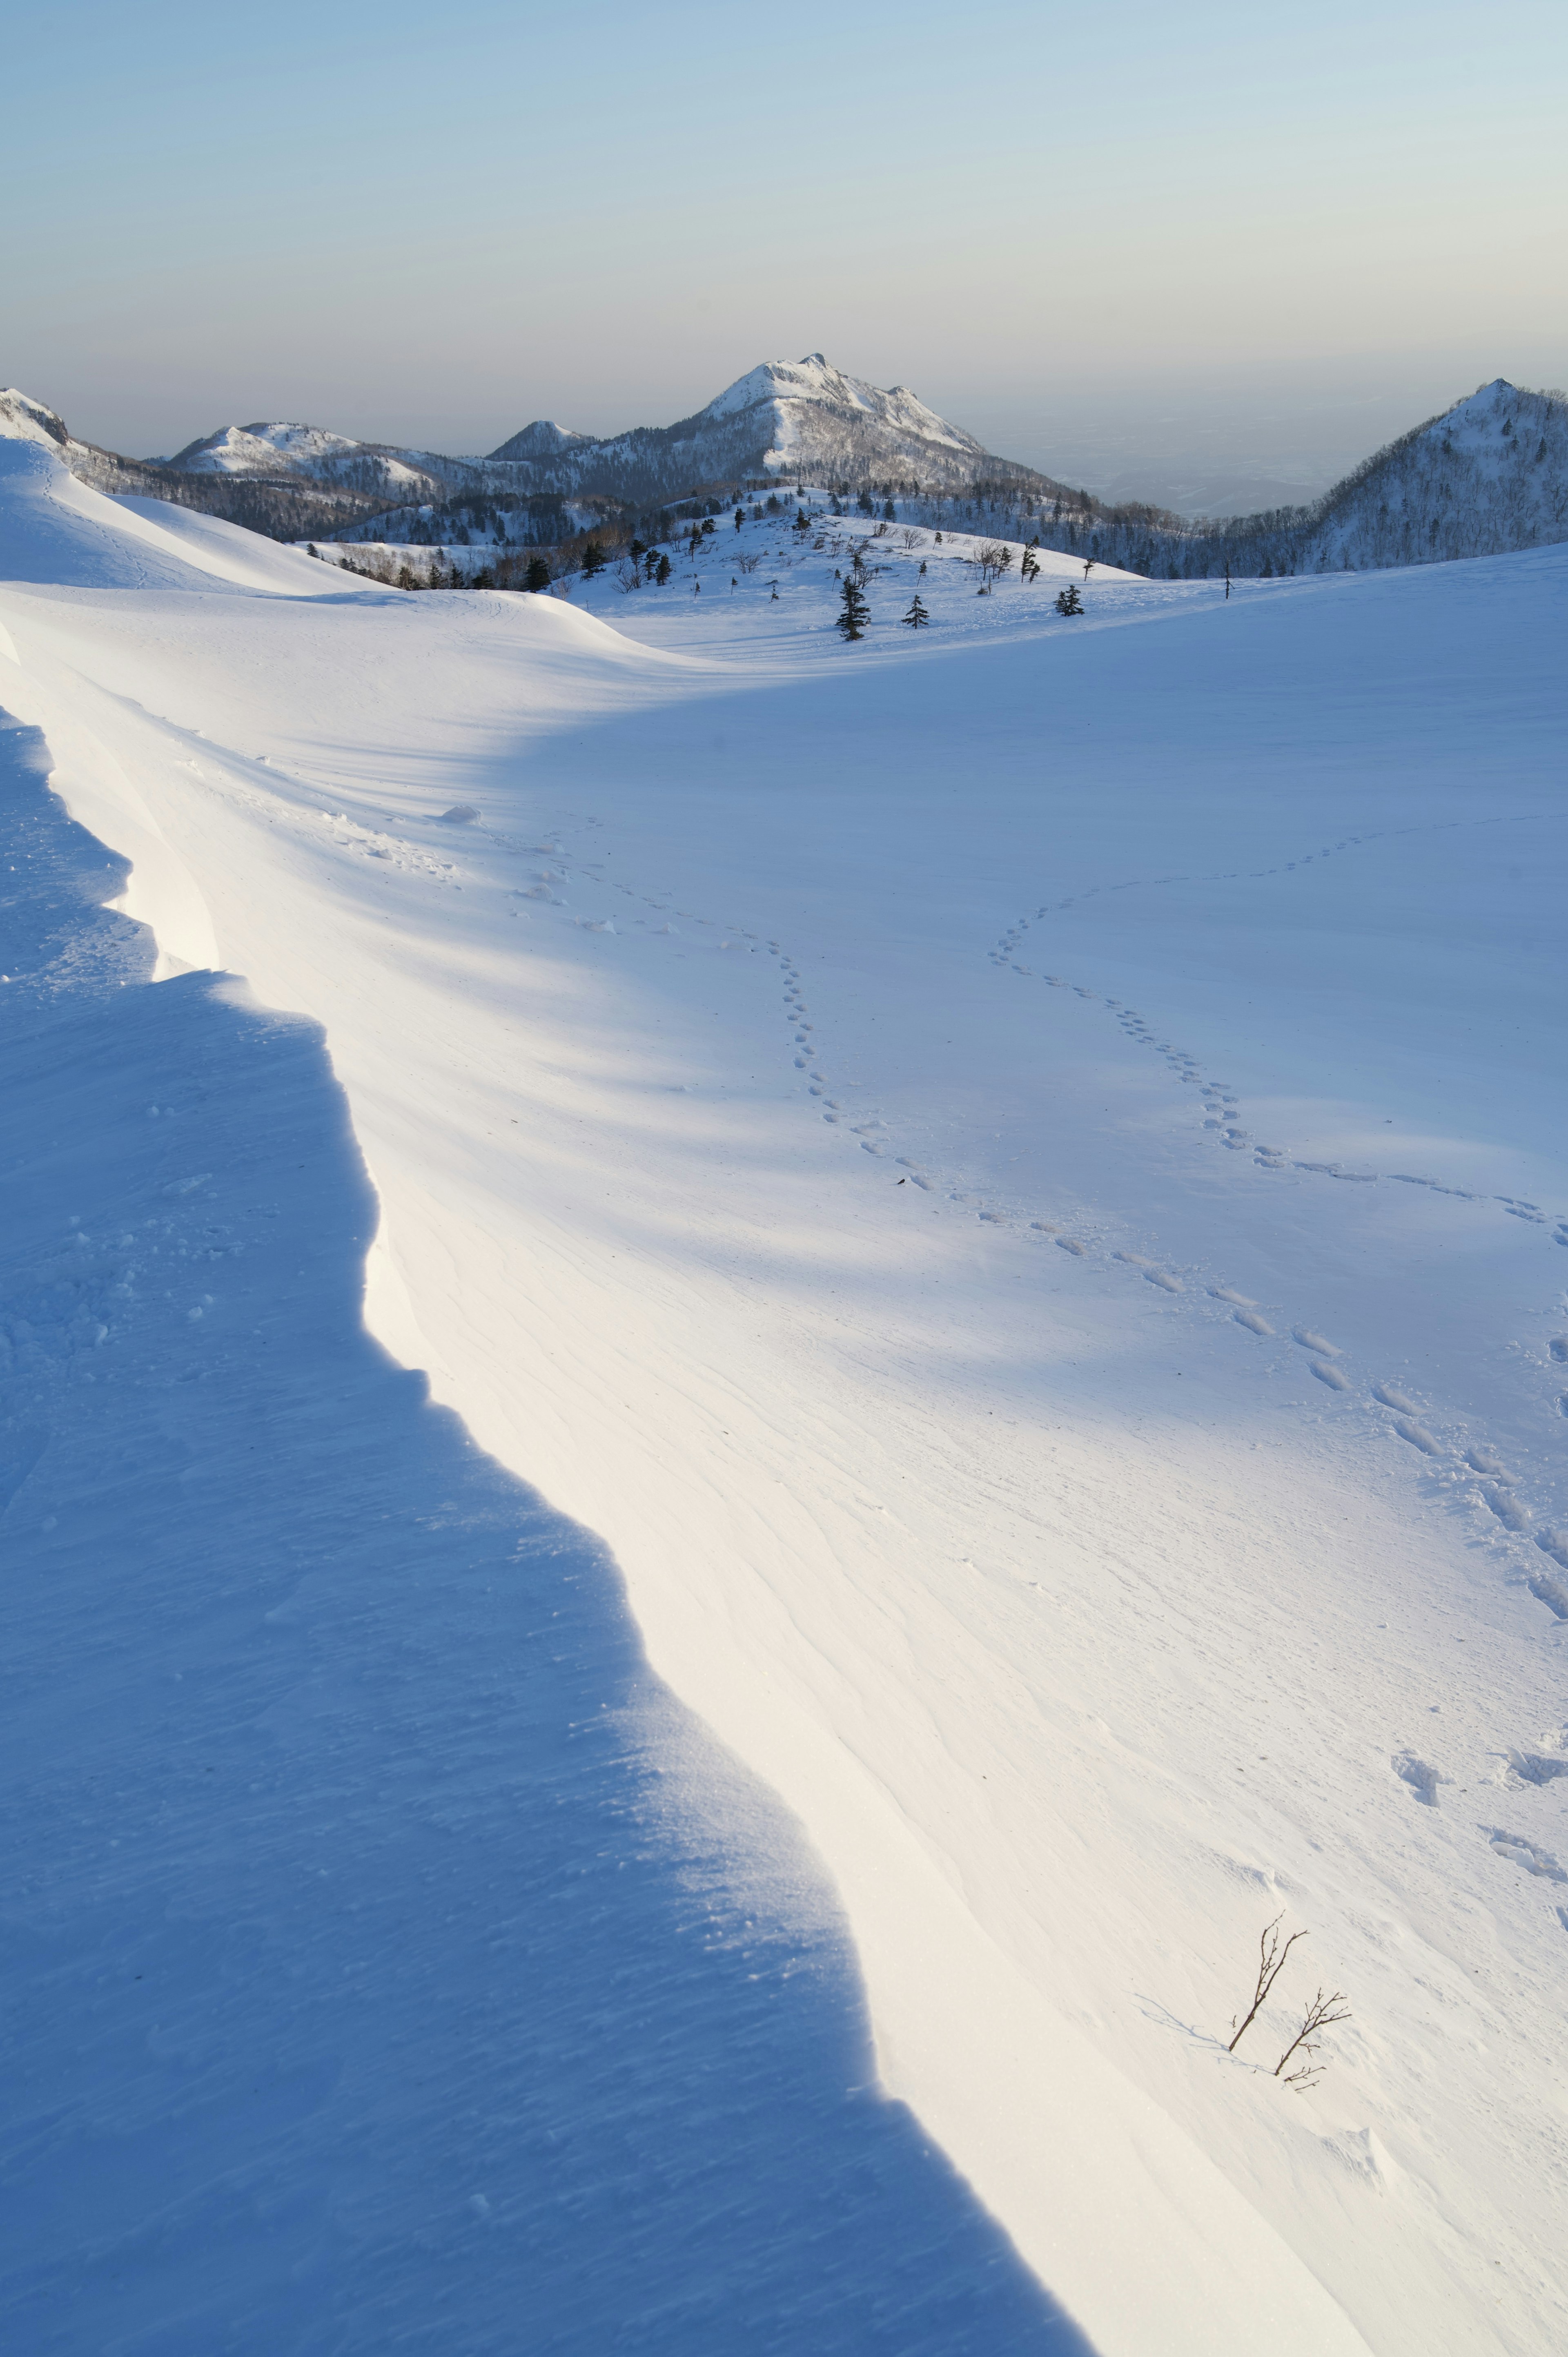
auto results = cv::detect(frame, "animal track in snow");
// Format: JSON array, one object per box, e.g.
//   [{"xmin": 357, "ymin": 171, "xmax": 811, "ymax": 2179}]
[
  {"xmin": 1394, "ymin": 1754, "xmax": 1445, "ymax": 1806},
  {"xmin": 1486, "ymin": 1830, "xmax": 1567, "ymax": 1883},
  {"xmin": 1483, "ymin": 1487, "xmax": 1531, "ymax": 1531},
  {"xmin": 988, "ymin": 825, "xmax": 1567, "ymax": 1233}
]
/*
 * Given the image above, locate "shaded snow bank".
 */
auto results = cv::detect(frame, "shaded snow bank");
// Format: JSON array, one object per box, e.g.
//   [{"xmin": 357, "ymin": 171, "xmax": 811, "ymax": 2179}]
[{"xmin": 0, "ymin": 715, "xmax": 1085, "ymax": 2356}]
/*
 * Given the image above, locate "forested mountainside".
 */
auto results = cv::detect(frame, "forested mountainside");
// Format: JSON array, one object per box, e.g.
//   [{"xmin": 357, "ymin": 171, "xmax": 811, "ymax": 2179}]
[{"xmin": 945, "ymin": 381, "xmax": 1568, "ymax": 579}]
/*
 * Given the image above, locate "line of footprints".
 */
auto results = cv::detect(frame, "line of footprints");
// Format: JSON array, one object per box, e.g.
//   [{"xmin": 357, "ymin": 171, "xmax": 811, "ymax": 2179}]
[
  {"xmin": 510, "ymin": 816, "xmax": 1568, "ymax": 1906},
  {"xmin": 788, "ymin": 901, "xmax": 1568, "ymax": 1903},
  {"xmin": 516, "ymin": 818, "xmax": 1568, "ymax": 1648}
]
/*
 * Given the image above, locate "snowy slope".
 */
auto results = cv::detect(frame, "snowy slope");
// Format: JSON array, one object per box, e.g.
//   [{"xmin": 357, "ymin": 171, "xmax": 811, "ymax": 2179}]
[
  {"xmin": 309, "ymin": 506, "xmax": 1142, "ymax": 596},
  {"xmin": 2, "ymin": 439, "xmax": 1567, "ymax": 2355}
]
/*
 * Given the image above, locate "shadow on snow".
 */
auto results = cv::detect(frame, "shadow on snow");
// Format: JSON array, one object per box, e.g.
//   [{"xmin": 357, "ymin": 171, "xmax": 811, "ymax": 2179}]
[{"xmin": 0, "ymin": 708, "xmax": 1091, "ymax": 2354}]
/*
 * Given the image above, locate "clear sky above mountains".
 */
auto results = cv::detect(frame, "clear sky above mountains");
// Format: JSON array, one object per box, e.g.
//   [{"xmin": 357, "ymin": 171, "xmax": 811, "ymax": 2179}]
[{"xmin": 7, "ymin": 0, "xmax": 1565, "ymax": 502}]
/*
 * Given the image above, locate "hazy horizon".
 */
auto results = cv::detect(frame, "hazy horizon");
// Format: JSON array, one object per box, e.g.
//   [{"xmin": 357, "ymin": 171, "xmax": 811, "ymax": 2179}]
[
  {"xmin": 19, "ymin": 355, "xmax": 1551, "ymax": 524},
  {"xmin": 6, "ymin": 0, "xmax": 1565, "ymax": 514}
]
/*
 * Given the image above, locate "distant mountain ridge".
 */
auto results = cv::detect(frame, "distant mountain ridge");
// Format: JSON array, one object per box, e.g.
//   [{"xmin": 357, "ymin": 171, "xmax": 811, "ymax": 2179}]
[
  {"xmin": 158, "ymin": 356, "xmax": 1022, "ymax": 507},
  {"xmin": 5, "ymin": 368, "xmax": 1566, "ymax": 580}
]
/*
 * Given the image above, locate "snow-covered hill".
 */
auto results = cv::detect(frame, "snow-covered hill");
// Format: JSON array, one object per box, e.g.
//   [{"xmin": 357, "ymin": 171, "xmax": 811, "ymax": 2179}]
[
  {"xmin": 166, "ymin": 417, "xmax": 445, "ymax": 500},
  {"xmin": 3, "ymin": 426, "xmax": 1567, "ymax": 2356}
]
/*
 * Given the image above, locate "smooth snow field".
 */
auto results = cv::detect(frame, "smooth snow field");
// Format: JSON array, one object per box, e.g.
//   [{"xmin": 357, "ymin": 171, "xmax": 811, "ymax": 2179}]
[{"xmin": 2, "ymin": 439, "xmax": 1566, "ymax": 2355}]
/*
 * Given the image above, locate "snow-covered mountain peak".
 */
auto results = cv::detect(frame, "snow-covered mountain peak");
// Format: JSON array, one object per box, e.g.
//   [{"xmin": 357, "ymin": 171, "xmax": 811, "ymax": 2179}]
[
  {"xmin": 1431, "ymin": 377, "xmax": 1530, "ymax": 450},
  {"xmin": 697, "ymin": 354, "xmax": 984, "ymax": 460}
]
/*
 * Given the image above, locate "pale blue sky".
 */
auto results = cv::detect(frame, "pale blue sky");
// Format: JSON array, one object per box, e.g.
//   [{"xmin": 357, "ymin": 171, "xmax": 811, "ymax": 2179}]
[{"xmin": 7, "ymin": 0, "xmax": 1565, "ymax": 495}]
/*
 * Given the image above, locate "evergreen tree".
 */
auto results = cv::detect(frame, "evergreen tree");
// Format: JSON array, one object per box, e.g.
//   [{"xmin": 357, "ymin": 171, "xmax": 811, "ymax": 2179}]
[
  {"xmin": 655, "ymin": 552, "xmax": 672, "ymax": 586},
  {"xmin": 735, "ymin": 507, "xmax": 745, "ymax": 530},
  {"xmin": 836, "ymin": 576, "xmax": 870, "ymax": 640},
  {"xmin": 580, "ymin": 541, "xmax": 607, "ymax": 578},
  {"xmin": 883, "ymin": 499, "xmax": 895, "ymax": 521},
  {"xmin": 525, "ymin": 557, "xmax": 552, "ymax": 593},
  {"xmin": 902, "ymin": 595, "xmax": 930, "ymax": 627},
  {"xmin": 857, "ymin": 490, "xmax": 875, "ymax": 517},
  {"xmin": 1054, "ymin": 584, "xmax": 1083, "ymax": 616}
]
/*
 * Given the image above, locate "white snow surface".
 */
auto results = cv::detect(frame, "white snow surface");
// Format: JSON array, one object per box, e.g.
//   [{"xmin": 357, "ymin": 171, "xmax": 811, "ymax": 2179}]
[{"xmin": 3, "ymin": 435, "xmax": 1568, "ymax": 2354}]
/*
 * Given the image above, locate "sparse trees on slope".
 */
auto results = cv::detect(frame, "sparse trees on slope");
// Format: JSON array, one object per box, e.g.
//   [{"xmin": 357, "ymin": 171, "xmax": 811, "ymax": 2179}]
[{"xmin": 975, "ymin": 542, "xmax": 1013, "ymax": 592}]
